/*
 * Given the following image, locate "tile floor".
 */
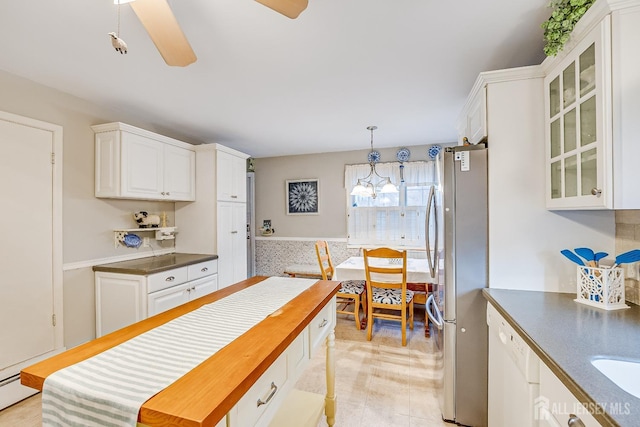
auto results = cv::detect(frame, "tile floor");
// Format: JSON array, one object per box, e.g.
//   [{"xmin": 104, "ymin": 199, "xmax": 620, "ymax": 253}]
[{"xmin": 0, "ymin": 308, "xmax": 447, "ymax": 427}]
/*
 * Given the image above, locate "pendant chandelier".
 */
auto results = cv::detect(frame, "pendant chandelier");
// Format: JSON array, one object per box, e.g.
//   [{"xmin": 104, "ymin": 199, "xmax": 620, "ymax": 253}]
[{"xmin": 350, "ymin": 126, "xmax": 398, "ymax": 199}]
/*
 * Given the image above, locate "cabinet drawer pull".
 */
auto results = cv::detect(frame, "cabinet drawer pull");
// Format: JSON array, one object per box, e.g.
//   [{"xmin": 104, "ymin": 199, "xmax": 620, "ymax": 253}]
[
  {"xmin": 256, "ymin": 382, "xmax": 278, "ymax": 407},
  {"xmin": 231, "ymin": 195, "xmax": 238, "ymax": 199},
  {"xmin": 165, "ymin": 276, "xmax": 175, "ymax": 282},
  {"xmin": 201, "ymin": 267, "xmax": 208, "ymax": 272},
  {"xmin": 318, "ymin": 318, "xmax": 328, "ymax": 328},
  {"xmin": 231, "ymin": 231, "xmax": 238, "ymax": 234}
]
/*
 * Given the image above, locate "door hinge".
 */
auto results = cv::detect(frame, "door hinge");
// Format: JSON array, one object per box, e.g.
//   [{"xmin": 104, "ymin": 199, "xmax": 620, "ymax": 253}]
[
  {"xmin": 51, "ymin": 153, "xmax": 55, "ymax": 164},
  {"xmin": 52, "ymin": 314, "xmax": 56, "ymax": 326}
]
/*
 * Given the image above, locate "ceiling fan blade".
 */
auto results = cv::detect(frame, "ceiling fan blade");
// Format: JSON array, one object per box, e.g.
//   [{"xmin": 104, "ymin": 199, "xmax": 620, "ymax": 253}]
[
  {"xmin": 255, "ymin": 0, "xmax": 308, "ymax": 19},
  {"xmin": 130, "ymin": 0, "xmax": 197, "ymax": 67}
]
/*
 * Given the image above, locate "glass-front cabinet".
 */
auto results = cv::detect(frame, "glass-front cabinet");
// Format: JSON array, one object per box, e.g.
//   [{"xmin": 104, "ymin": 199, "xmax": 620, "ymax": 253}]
[{"xmin": 544, "ymin": 17, "xmax": 611, "ymax": 209}]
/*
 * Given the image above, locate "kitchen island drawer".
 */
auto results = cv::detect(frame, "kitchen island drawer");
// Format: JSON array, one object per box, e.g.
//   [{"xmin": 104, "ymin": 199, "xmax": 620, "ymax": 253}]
[
  {"xmin": 147, "ymin": 267, "xmax": 189, "ymax": 293},
  {"xmin": 235, "ymin": 349, "xmax": 289, "ymax": 427},
  {"xmin": 309, "ymin": 297, "xmax": 336, "ymax": 352}
]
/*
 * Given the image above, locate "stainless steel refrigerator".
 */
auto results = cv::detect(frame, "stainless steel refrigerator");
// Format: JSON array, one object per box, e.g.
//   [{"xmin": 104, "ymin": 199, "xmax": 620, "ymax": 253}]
[{"xmin": 426, "ymin": 144, "xmax": 488, "ymax": 427}]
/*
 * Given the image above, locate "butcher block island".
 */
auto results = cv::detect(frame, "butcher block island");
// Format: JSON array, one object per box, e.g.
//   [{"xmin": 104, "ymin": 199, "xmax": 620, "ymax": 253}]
[{"xmin": 21, "ymin": 276, "xmax": 340, "ymax": 427}]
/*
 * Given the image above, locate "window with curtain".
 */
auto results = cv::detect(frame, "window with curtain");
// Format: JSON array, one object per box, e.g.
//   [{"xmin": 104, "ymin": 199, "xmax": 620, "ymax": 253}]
[{"xmin": 345, "ymin": 161, "xmax": 437, "ymax": 248}]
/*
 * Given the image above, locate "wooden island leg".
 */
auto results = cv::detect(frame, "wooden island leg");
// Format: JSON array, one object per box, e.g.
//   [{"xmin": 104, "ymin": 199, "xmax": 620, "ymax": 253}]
[{"xmin": 324, "ymin": 329, "xmax": 337, "ymax": 427}]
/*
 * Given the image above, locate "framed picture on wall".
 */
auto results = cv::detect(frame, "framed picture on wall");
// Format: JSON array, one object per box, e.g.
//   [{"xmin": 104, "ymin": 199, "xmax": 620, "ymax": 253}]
[{"xmin": 286, "ymin": 179, "xmax": 319, "ymax": 215}]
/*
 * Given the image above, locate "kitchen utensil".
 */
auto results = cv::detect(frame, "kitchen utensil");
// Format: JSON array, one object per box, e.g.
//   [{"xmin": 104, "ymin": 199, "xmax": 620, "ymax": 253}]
[
  {"xmin": 561, "ymin": 249, "xmax": 585, "ymax": 266},
  {"xmin": 612, "ymin": 249, "xmax": 640, "ymax": 268},
  {"xmin": 575, "ymin": 247, "xmax": 596, "ymax": 266},
  {"xmin": 594, "ymin": 252, "xmax": 608, "ymax": 266}
]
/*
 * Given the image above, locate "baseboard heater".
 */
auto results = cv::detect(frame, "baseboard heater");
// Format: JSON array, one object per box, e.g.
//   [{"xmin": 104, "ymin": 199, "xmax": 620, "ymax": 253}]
[
  {"xmin": 0, "ymin": 374, "xmax": 20, "ymax": 387},
  {"xmin": 0, "ymin": 372, "xmax": 38, "ymax": 411}
]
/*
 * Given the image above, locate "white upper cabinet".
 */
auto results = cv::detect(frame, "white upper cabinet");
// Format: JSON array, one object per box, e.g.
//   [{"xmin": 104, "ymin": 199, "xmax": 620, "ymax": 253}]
[
  {"xmin": 544, "ymin": 17, "xmax": 609, "ymax": 209},
  {"xmin": 164, "ymin": 143, "xmax": 197, "ymax": 201},
  {"xmin": 457, "ymin": 86, "xmax": 487, "ymax": 145},
  {"xmin": 93, "ymin": 122, "xmax": 195, "ymax": 201},
  {"xmin": 216, "ymin": 149, "xmax": 247, "ymax": 202},
  {"xmin": 543, "ymin": 1, "xmax": 640, "ymax": 209}
]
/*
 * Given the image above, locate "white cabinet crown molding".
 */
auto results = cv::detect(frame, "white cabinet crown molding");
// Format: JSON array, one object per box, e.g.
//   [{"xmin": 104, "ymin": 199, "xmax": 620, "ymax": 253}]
[
  {"xmin": 195, "ymin": 142, "xmax": 251, "ymax": 159},
  {"xmin": 457, "ymin": 65, "xmax": 545, "ymax": 126},
  {"xmin": 91, "ymin": 122, "xmax": 196, "ymax": 150}
]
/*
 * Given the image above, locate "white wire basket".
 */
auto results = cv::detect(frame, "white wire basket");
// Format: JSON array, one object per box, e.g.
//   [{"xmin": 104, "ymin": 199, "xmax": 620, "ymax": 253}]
[{"xmin": 575, "ymin": 266, "xmax": 629, "ymax": 310}]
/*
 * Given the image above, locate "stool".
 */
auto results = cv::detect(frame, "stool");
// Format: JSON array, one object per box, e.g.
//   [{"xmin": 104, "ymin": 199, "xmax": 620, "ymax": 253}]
[
  {"xmin": 268, "ymin": 389, "xmax": 325, "ymax": 427},
  {"xmin": 284, "ymin": 264, "xmax": 323, "ymax": 279}
]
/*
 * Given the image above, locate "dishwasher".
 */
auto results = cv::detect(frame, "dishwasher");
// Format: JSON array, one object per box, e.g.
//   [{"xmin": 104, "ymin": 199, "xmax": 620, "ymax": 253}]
[{"xmin": 487, "ymin": 303, "xmax": 540, "ymax": 427}]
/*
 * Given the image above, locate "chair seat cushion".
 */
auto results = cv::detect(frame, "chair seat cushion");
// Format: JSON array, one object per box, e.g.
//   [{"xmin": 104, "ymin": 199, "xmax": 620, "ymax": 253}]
[
  {"xmin": 371, "ymin": 288, "xmax": 414, "ymax": 304},
  {"xmin": 338, "ymin": 280, "xmax": 365, "ymax": 295}
]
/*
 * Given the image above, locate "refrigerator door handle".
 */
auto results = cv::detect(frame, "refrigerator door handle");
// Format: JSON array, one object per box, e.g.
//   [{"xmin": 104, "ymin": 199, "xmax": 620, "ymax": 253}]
[
  {"xmin": 425, "ymin": 185, "xmax": 439, "ymax": 278},
  {"xmin": 426, "ymin": 294, "xmax": 443, "ymax": 330}
]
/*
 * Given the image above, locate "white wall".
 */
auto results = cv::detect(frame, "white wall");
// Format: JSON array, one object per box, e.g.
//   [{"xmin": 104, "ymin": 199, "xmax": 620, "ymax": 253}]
[
  {"xmin": 254, "ymin": 145, "xmax": 436, "ymax": 238},
  {"xmin": 486, "ymin": 76, "xmax": 616, "ymax": 292},
  {"xmin": 0, "ymin": 70, "xmax": 203, "ymax": 347}
]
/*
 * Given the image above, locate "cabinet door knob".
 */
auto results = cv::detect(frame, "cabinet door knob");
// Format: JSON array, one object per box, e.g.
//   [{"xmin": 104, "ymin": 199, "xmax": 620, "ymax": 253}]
[
  {"xmin": 568, "ymin": 414, "xmax": 586, "ymax": 427},
  {"xmin": 591, "ymin": 188, "xmax": 602, "ymax": 197},
  {"xmin": 166, "ymin": 276, "xmax": 175, "ymax": 282},
  {"xmin": 191, "ymin": 286, "xmax": 196, "ymax": 291},
  {"xmin": 161, "ymin": 192, "xmax": 166, "ymax": 196},
  {"xmin": 166, "ymin": 192, "xmax": 170, "ymax": 196}
]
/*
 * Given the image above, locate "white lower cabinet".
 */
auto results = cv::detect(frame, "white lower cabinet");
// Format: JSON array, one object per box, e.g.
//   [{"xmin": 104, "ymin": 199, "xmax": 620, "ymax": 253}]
[
  {"xmin": 95, "ymin": 259, "xmax": 218, "ymax": 337},
  {"xmin": 226, "ymin": 297, "xmax": 336, "ymax": 427},
  {"xmin": 147, "ymin": 275, "xmax": 218, "ymax": 317},
  {"xmin": 539, "ymin": 363, "xmax": 601, "ymax": 427}
]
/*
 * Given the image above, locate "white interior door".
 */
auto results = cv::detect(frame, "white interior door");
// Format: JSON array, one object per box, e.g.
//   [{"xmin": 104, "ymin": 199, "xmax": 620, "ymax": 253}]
[{"xmin": 0, "ymin": 116, "xmax": 57, "ymax": 370}]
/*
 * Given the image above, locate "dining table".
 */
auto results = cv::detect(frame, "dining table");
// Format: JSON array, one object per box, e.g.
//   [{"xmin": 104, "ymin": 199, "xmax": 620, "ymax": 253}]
[{"xmin": 333, "ymin": 256, "xmax": 435, "ymax": 336}]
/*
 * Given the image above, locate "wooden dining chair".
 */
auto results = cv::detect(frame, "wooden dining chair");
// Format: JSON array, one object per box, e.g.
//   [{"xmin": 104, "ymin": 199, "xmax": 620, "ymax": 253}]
[
  {"xmin": 314, "ymin": 240, "xmax": 366, "ymax": 330},
  {"xmin": 363, "ymin": 247, "xmax": 414, "ymax": 346}
]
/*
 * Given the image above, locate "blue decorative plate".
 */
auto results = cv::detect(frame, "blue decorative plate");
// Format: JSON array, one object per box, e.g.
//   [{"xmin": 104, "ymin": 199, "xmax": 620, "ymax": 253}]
[
  {"xmin": 368, "ymin": 150, "xmax": 381, "ymax": 163},
  {"xmin": 123, "ymin": 233, "xmax": 142, "ymax": 248},
  {"xmin": 428, "ymin": 145, "xmax": 442, "ymax": 160},
  {"xmin": 396, "ymin": 147, "xmax": 410, "ymax": 162}
]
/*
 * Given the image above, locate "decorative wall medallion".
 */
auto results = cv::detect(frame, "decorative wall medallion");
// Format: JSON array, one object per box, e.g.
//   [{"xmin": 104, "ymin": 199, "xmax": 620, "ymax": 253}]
[
  {"xmin": 428, "ymin": 145, "xmax": 442, "ymax": 160},
  {"xmin": 367, "ymin": 150, "xmax": 381, "ymax": 163},
  {"xmin": 396, "ymin": 147, "xmax": 410, "ymax": 162}
]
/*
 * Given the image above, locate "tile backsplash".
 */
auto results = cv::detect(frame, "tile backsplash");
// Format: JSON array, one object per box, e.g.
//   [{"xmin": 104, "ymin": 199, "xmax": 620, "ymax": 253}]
[{"xmin": 616, "ymin": 211, "xmax": 640, "ymax": 305}]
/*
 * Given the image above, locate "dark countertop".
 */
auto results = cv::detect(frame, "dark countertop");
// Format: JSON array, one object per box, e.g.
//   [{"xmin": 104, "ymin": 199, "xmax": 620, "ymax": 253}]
[
  {"xmin": 93, "ymin": 253, "xmax": 218, "ymax": 275},
  {"xmin": 483, "ymin": 289, "xmax": 640, "ymax": 427}
]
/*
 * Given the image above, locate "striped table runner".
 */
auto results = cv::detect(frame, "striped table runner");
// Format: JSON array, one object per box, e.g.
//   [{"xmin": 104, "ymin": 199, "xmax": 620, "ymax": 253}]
[{"xmin": 42, "ymin": 277, "xmax": 317, "ymax": 427}]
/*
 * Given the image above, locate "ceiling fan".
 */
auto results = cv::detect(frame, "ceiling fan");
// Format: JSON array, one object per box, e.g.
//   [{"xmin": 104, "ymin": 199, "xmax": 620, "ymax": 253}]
[{"xmin": 118, "ymin": 0, "xmax": 309, "ymax": 67}]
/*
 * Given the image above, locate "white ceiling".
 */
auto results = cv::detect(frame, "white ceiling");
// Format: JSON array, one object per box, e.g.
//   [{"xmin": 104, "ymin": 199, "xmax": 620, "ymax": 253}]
[{"xmin": 0, "ymin": 0, "xmax": 550, "ymax": 158}]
